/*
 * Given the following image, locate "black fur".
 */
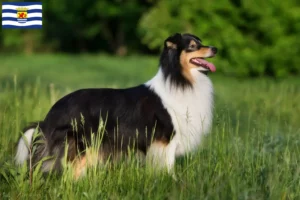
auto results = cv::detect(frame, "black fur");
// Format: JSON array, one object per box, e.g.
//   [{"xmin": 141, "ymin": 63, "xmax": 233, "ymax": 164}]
[
  {"xmin": 29, "ymin": 85, "xmax": 174, "ymax": 169},
  {"xmin": 160, "ymin": 34, "xmax": 191, "ymax": 89}
]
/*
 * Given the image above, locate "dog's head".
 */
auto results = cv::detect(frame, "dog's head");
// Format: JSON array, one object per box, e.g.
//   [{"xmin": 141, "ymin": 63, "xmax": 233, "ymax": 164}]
[{"xmin": 160, "ymin": 33, "xmax": 217, "ymax": 88}]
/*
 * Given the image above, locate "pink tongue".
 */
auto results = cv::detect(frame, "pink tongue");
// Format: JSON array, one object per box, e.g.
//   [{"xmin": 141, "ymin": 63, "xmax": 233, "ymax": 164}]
[{"xmin": 193, "ymin": 58, "xmax": 216, "ymax": 72}]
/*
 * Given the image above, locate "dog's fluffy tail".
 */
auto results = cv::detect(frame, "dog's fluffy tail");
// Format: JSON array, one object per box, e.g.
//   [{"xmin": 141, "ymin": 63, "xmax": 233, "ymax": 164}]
[{"xmin": 15, "ymin": 123, "xmax": 41, "ymax": 165}]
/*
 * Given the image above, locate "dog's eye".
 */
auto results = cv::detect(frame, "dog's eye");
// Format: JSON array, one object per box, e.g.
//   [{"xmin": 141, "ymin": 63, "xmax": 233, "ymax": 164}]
[{"xmin": 189, "ymin": 44, "xmax": 196, "ymax": 49}]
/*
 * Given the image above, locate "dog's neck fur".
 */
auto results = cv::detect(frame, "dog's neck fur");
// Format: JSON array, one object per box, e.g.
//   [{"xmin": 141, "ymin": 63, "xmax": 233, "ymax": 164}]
[{"xmin": 145, "ymin": 68, "xmax": 214, "ymax": 155}]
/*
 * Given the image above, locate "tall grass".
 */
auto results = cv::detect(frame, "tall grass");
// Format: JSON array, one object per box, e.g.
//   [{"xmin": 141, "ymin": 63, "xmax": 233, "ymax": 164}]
[{"xmin": 0, "ymin": 55, "xmax": 299, "ymax": 199}]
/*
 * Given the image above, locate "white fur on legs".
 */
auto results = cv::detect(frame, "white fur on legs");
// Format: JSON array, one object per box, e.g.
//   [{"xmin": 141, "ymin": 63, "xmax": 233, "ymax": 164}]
[
  {"xmin": 146, "ymin": 140, "xmax": 177, "ymax": 174},
  {"xmin": 15, "ymin": 128, "xmax": 35, "ymax": 165}
]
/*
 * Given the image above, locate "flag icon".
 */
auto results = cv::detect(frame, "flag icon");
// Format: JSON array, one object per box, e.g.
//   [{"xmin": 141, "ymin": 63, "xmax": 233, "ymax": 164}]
[{"xmin": 2, "ymin": 2, "xmax": 42, "ymax": 29}]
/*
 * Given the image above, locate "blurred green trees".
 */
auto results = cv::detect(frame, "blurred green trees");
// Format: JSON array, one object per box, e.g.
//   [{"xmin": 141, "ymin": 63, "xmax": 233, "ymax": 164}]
[
  {"xmin": 0, "ymin": 0, "xmax": 152, "ymax": 54},
  {"xmin": 0, "ymin": 0, "xmax": 299, "ymax": 77},
  {"xmin": 139, "ymin": 0, "xmax": 300, "ymax": 77}
]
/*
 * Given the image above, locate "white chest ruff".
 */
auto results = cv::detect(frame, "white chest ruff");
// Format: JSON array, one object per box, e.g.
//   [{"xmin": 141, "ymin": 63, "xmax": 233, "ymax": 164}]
[{"xmin": 146, "ymin": 69, "xmax": 214, "ymax": 156}]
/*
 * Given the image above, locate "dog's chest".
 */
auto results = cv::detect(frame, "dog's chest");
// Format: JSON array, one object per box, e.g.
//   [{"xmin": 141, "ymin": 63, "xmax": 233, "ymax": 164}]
[
  {"xmin": 163, "ymin": 84, "xmax": 213, "ymax": 156},
  {"xmin": 146, "ymin": 70, "xmax": 214, "ymax": 155}
]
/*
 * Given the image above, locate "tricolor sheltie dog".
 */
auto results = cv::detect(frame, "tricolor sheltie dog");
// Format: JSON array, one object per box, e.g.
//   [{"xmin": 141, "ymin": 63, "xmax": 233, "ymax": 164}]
[{"xmin": 15, "ymin": 33, "xmax": 217, "ymax": 179}]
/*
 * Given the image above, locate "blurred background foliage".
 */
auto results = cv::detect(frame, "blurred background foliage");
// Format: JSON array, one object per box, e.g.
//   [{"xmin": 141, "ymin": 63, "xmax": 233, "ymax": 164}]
[{"xmin": 0, "ymin": 0, "xmax": 299, "ymax": 77}]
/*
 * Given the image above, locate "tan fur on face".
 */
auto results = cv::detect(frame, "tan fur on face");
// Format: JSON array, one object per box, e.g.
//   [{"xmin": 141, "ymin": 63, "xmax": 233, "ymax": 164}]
[{"xmin": 180, "ymin": 45, "xmax": 212, "ymax": 83}]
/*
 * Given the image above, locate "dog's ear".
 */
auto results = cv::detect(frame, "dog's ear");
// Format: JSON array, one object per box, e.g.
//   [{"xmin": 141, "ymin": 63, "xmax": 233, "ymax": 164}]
[{"xmin": 164, "ymin": 33, "xmax": 182, "ymax": 50}]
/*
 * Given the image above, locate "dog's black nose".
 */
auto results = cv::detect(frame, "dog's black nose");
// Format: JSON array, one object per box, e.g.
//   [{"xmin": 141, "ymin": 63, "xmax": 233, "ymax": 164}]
[{"xmin": 211, "ymin": 47, "xmax": 218, "ymax": 54}]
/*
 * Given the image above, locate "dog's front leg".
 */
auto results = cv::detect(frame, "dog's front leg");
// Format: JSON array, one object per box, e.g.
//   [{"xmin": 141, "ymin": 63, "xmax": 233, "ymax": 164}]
[{"xmin": 146, "ymin": 140, "xmax": 177, "ymax": 176}]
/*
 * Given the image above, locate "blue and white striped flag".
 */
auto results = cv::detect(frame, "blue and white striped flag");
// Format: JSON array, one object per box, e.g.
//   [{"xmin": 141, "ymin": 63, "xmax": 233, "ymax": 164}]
[{"xmin": 2, "ymin": 2, "xmax": 42, "ymax": 29}]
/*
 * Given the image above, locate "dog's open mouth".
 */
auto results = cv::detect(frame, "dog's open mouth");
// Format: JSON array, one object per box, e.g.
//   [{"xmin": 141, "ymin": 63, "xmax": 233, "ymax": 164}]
[{"xmin": 190, "ymin": 58, "xmax": 216, "ymax": 72}]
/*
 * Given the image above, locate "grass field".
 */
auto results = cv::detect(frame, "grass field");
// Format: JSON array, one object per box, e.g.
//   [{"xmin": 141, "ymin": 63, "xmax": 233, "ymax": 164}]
[{"xmin": 0, "ymin": 54, "xmax": 299, "ymax": 199}]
